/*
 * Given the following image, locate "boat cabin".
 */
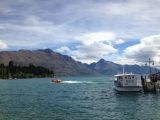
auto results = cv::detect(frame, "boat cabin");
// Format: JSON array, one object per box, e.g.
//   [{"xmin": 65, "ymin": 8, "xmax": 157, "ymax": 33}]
[{"xmin": 115, "ymin": 74, "xmax": 141, "ymax": 87}]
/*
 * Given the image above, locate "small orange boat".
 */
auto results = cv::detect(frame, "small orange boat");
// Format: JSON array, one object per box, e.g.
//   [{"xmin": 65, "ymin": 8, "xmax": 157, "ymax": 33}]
[{"xmin": 51, "ymin": 79, "xmax": 62, "ymax": 83}]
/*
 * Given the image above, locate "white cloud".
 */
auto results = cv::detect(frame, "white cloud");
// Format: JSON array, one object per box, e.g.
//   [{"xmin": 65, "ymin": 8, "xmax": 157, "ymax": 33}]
[
  {"xmin": 115, "ymin": 39, "xmax": 124, "ymax": 45},
  {"xmin": 54, "ymin": 31, "xmax": 123, "ymax": 63},
  {"xmin": 0, "ymin": 40, "xmax": 8, "ymax": 49},
  {"xmin": 75, "ymin": 32, "xmax": 116, "ymax": 45},
  {"xmin": 74, "ymin": 31, "xmax": 125, "ymax": 46},
  {"xmin": 71, "ymin": 42, "xmax": 117, "ymax": 63},
  {"xmin": 54, "ymin": 42, "xmax": 117, "ymax": 63},
  {"xmin": 115, "ymin": 34, "xmax": 160, "ymax": 67},
  {"xmin": 55, "ymin": 46, "xmax": 71, "ymax": 54}
]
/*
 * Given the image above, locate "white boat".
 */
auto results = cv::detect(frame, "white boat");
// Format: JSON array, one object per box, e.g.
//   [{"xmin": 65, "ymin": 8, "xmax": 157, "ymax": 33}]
[{"xmin": 114, "ymin": 73, "xmax": 142, "ymax": 92}]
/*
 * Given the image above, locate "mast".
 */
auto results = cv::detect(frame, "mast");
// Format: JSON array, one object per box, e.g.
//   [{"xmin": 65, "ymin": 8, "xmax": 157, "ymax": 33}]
[
  {"xmin": 147, "ymin": 58, "xmax": 154, "ymax": 79},
  {"xmin": 123, "ymin": 65, "xmax": 125, "ymax": 74}
]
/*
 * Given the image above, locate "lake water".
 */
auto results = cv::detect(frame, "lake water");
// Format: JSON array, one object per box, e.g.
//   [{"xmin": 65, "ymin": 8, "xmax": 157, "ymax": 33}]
[{"xmin": 0, "ymin": 76, "xmax": 159, "ymax": 120}]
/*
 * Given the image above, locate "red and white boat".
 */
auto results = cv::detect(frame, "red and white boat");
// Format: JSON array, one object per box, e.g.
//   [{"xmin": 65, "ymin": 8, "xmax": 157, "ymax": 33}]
[{"xmin": 51, "ymin": 79, "xmax": 62, "ymax": 83}]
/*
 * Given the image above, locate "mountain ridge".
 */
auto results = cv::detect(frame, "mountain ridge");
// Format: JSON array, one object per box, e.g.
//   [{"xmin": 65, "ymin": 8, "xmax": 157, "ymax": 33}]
[
  {"xmin": 0, "ymin": 49, "xmax": 153, "ymax": 76},
  {"xmin": 89, "ymin": 59, "xmax": 150, "ymax": 75}
]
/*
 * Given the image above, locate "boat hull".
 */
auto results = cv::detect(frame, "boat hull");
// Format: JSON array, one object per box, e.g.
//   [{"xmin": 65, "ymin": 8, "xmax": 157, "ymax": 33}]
[{"xmin": 114, "ymin": 86, "xmax": 142, "ymax": 92}]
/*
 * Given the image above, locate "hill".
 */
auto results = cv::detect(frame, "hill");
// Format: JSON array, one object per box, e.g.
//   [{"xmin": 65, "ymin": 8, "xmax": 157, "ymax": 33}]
[
  {"xmin": 0, "ymin": 49, "xmax": 98, "ymax": 76},
  {"xmin": 89, "ymin": 59, "xmax": 151, "ymax": 75},
  {"xmin": 0, "ymin": 49, "xmax": 154, "ymax": 76}
]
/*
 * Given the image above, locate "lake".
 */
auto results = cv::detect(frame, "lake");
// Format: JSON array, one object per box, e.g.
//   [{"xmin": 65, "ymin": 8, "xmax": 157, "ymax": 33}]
[{"xmin": 0, "ymin": 76, "xmax": 159, "ymax": 120}]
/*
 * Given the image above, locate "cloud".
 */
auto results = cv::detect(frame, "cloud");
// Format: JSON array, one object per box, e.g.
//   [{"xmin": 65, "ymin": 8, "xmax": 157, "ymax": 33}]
[
  {"xmin": 0, "ymin": 40, "xmax": 8, "ymax": 49},
  {"xmin": 71, "ymin": 42, "xmax": 117, "ymax": 63},
  {"xmin": 116, "ymin": 34, "xmax": 160, "ymax": 67},
  {"xmin": 1, "ymin": 0, "xmax": 160, "ymax": 65},
  {"xmin": 54, "ymin": 0, "xmax": 160, "ymax": 39},
  {"xmin": 55, "ymin": 42, "xmax": 117, "ymax": 63},
  {"xmin": 55, "ymin": 31, "xmax": 119, "ymax": 63},
  {"xmin": 0, "ymin": 1, "xmax": 159, "ymax": 42},
  {"xmin": 74, "ymin": 32, "xmax": 125, "ymax": 46},
  {"xmin": 55, "ymin": 46, "xmax": 71, "ymax": 54},
  {"xmin": 75, "ymin": 32, "xmax": 116, "ymax": 45},
  {"xmin": 115, "ymin": 39, "xmax": 124, "ymax": 45},
  {"xmin": 14, "ymin": 15, "xmax": 63, "ymax": 34},
  {"xmin": 0, "ymin": 15, "xmax": 73, "ymax": 48},
  {"xmin": 24, "ymin": 15, "xmax": 41, "ymax": 25}
]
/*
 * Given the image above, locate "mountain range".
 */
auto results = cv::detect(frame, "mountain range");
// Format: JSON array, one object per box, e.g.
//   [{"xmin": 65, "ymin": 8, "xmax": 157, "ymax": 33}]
[
  {"xmin": 0, "ymin": 48, "xmax": 153, "ymax": 76},
  {"xmin": 89, "ymin": 58, "xmax": 151, "ymax": 75}
]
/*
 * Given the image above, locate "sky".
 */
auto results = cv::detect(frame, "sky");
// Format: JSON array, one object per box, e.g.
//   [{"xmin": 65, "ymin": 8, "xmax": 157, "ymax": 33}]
[{"xmin": 0, "ymin": 0, "xmax": 160, "ymax": 67}]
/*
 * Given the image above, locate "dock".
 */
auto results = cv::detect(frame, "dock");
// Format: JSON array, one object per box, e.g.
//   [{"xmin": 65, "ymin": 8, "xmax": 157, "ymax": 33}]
[{"xmin": 141, "ymin": 72, "xmax": 160, "ymax": 92}]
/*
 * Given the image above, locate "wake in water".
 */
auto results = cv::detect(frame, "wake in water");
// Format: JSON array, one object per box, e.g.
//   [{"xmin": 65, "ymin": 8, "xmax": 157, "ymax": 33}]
[{"xmin": 62, "ymin": 81, "xmax": 94, "ymax": 84}]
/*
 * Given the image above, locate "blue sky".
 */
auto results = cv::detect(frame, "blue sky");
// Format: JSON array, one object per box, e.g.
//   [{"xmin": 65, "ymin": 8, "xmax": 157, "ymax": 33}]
[{"xmin": 0, "ymin": 0, "xmax": 160, "ymax": 66}]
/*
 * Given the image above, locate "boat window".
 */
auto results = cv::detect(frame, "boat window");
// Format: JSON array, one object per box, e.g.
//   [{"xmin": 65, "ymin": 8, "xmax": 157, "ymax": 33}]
[
  {"xmin": 132, "ymin": 76, "xmax": 134, "ymax": 79},
  {"xmin": 128, "ymin": 76, "xmax": 131, "ymax": 79}
]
